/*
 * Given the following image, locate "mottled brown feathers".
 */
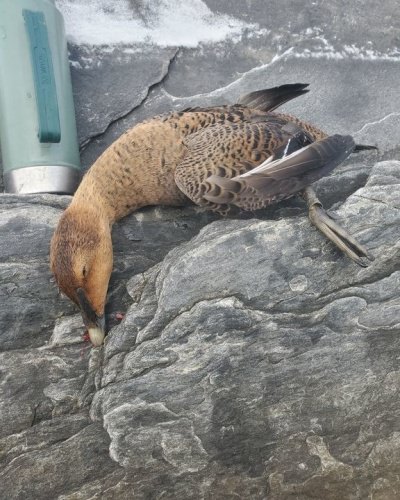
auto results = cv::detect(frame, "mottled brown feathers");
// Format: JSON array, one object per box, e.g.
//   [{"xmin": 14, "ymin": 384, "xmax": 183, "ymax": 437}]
[{"xmin": 172, "ymin": 110, "xmax": 328, "ymax": 212}]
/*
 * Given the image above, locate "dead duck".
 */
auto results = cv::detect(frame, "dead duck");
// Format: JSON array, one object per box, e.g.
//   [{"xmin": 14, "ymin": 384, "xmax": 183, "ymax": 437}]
[{"xmin": 50, "ymin": 83, "xmax": 375, "ymax": 346}]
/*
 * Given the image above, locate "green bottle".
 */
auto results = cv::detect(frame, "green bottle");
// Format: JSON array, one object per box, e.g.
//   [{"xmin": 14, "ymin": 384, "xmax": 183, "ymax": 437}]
[{"xmin": 0, "ymin": 0, "xmax": 81, "ymax": 194}]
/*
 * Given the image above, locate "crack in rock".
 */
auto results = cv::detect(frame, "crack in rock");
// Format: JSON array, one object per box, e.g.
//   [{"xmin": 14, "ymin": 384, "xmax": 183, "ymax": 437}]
[
  {"xmin": 353, "ymin": 112, "xmax": 400, "ymax": 136},
  {"xmin": 79, "ymin": 48, "xmax": 180, "ymax": 151}
]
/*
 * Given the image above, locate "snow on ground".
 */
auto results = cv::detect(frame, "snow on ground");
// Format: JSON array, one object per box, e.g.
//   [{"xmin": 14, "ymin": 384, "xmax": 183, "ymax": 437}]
[{"xmin": 55, "ymin": 0, "xmax": 258, "ymax": 47}]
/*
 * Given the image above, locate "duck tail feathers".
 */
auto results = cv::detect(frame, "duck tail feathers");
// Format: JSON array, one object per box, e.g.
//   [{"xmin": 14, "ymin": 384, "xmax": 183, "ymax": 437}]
[{"xmin": 237, "ymin": 83, "xmax": 309, "ymax": 112}]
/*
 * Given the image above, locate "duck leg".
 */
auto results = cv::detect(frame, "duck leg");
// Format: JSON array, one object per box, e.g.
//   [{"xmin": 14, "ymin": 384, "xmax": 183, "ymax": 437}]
[{"xmin": 303, "ymin": 186, "xmax": 373, "ymax": 267}]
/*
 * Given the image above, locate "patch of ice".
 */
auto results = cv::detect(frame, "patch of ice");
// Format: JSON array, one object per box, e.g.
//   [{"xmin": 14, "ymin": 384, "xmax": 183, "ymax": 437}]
[{"xmin": 55, "ymin": 0, "xmax": 258, "ymax": 47}]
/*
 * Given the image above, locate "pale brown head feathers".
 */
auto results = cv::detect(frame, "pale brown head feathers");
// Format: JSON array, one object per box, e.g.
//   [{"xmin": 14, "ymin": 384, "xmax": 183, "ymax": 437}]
[{"xmin": 50, "ymin": 204, "xmax": 113, "ymax": 345}]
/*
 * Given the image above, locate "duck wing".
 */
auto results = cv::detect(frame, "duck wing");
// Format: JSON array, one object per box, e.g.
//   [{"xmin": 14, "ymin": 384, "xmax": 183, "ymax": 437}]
[
  {"xmin": 204, "ymin": 134, "xmax": 355, "ymax": 211},
  {"xmin": 175, "ymin": 120, "xmax": 355, "ymax": 212}
]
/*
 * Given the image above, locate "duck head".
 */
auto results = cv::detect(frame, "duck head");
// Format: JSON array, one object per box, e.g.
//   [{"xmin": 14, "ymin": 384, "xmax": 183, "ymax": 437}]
[{"xmin": 50, "ymin": 205, "xmax": 113, "ymax": 346}]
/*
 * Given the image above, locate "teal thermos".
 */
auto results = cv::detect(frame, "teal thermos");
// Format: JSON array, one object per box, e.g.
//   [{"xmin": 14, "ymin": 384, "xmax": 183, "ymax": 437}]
[{"xmin": 0, "ymin": 0, "xmax": 81, "ymax": 194}]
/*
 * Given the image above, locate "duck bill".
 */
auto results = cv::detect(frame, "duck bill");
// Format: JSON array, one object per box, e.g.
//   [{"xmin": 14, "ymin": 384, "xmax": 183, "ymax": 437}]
[
  {"xmin": 86, "ymin": 318, "xmax": 105, "ymax": 347},
  {"xmin": 76, "ymin": 288, "xmax": 105, "ymax": 347}
]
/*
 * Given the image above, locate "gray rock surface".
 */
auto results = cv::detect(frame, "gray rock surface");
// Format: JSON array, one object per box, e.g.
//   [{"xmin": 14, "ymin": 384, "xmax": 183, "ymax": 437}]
[{"xmin": 1, "ymin": 1, "xmax": 400, "ymax": 499}]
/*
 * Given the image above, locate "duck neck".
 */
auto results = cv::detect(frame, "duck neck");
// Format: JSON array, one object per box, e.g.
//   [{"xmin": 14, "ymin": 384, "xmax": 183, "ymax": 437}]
[
  {"xmin": 71, "ymin": 121, "xmax": 187, "ymax": 223},
  {"xmin": 71, "ymin": 146, "xmax": 155, "ymax": 224},
  {"xmin": 70, "ymin": 177, "xmax": 114, "ymax": 226},
  {"xmin": 71, "ymin": 155, "xmax": 149, "ymax": 224}
]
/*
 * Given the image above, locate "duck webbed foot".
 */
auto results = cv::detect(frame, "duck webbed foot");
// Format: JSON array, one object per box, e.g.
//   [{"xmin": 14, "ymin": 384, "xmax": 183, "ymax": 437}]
[{"xmin": 303, "ymin": 187, "xmax": 374, "ymax": 267}]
